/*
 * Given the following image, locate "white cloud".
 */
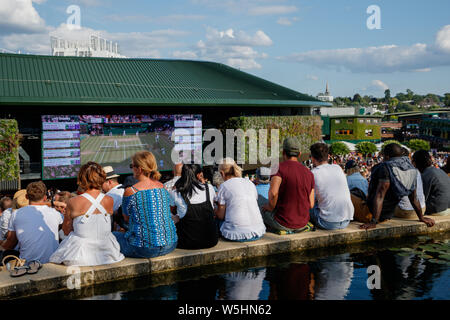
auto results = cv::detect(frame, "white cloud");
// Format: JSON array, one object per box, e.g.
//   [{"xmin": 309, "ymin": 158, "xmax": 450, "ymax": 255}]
[
  {"xmin": 249, "ymin": 5, "xmax": 298, "ymax": 16},
  {"xmin": 413, "ymin": 68, "xmax": 431, "ymax": 72},
  {"xmin": 280, "ymin": 25, "xmax": 450, "ymax": 73},
  {"xmin": 435, "ymin": 25, "xmax": 450, "ymax": 53},
  {"xmin": 277, "ymin": 17, "xmax": 298, "ymax": 26},
  {"xmin": 306, "ymin": 75, "xmax": 319, "ymax": 81},
  {"xmin": 371, "ymin": 80, "xmax": 389, "ymax": 91},
  {"xmin": 172, "ymin": 27, "xmax": 273, "ymax": 69},
  {"xmin": 107, "ymin": 14, "xmax": 206, "ymax": 24},
  {"xmin": 0, "ymin": 0, "xmax": 46, "ymax": 34}
]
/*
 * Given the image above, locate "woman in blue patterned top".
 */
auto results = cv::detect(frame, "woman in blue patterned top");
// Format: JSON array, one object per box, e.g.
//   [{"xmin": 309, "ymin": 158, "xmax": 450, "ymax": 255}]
[{"xmin": 113, "ymin": 151, "xmax": 177, "ymax": 258}]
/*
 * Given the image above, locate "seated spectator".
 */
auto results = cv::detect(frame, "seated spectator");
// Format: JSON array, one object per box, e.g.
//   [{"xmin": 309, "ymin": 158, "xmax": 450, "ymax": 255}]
[
  {"xmin": 102, "ymin": 166, "xmax": 125, "ymax": 232},
  {"xmin": 360, "ymin": 144, "xmax": 435, "ymax": 229},
  {"xmin": 254, "ymin": 167, "xmax": 271, "ymax": 210},
  {"xmin": 50, "ymin": 162, "xmax": 124, "ymax": 266},
  {"xmin": 170, "ymin": 164, "xmax": 218, "ymax": 249},
  {"xmin": 0, "ymin": 197, "xmax": 13, "ymax": 243},
  {"xmin": 212, "ymin": 171, "xmax": 224, "ymax": 192},
  {"xmin": 52, "ymin": 191, "xmax": 74, "ymax": 242},
  {"xmin": 395, "ymin": 148, "xmax": 426, "ymax": 219},
  {"xmin": 2, "ymin": 182, "xmax": 63, "ymax": 264},
  {"xmin": 113, "ymin": 151, "xmax": 177, "ymax": 258},
  {"xmin": 215, "ymin": 158, "xmax": 266, "ymax": 242},
  {"xmin": 310, "ymin": 143, "xmax": 354, "ymax": 230},
  {"xmin": 443, "ymin": 157, "xmax": 450, "ymax": 176},
  {"xmin": 102, "ymin": 166, "xmax": 124, "ymax": 213},
  {"xmin": 0, "ymin": 190, "xmax": 28, "ymax": 249},
  {"xmin": 345, "ymin": 160, "xmax": 368, "ymax": 197},
  {"xmin": 164, "ymin": 163, "xmax": 183, "ymax": 192},
  {"xmin": 262, "ymin": 138, "xmax": 315, "ymax": 233},
  {"xmin": 412, "ymin": 150, "xmax": 450, "ymax": 216}
]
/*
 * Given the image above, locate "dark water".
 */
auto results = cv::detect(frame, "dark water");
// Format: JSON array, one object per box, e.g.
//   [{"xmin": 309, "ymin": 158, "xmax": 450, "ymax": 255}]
[{"xmin": 29, "ymin": 232, "xmax": 450, "ymax": 300}]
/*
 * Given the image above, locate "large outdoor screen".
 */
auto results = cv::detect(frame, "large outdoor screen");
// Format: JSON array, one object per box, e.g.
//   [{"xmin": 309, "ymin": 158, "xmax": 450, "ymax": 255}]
[{"xmin": 41, "ymin": 114, "xmax": 202, "ymax": 180}]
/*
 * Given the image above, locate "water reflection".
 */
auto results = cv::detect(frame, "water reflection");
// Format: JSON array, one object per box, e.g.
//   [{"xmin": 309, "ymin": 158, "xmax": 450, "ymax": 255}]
[{"xmin": 33, "ymin": 235, "xmax": 450, "ymax": 300}]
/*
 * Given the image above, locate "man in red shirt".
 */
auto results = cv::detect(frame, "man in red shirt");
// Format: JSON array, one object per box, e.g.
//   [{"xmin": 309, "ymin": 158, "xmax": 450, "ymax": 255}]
[{"xmin": 262, "ymin": 137, "xmax": 315, "ymax": 233}]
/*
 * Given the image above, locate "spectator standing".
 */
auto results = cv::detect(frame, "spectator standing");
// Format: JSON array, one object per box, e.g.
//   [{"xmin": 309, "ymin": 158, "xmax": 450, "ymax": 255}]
[
  {"xmin": 310, "ymin": 143, "xmax": 354, "ymax": 230},
  {"xmin": 113, "ymin": 151, "xmax": 177, "ymax": 258},
  {"xmin": 412, "ymin": 150, "xmax": 450, "ymax": 216},
  {"xmin": 2, "ymin": 182, "xmax": 63, "ymax": 264},
  {"xmin": 215, "ymin": 158, "xmax": 266, "ymax": 242},
  {"xmin": 262, "ymin": 138, "xmax": 315, "ymax": 233}
]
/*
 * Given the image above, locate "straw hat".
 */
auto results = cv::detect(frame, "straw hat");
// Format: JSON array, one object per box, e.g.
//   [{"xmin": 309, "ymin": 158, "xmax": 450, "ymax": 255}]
[
  {"xmin": 103, "ymin": 166, "xmax": 120, "ymax": 180},
  {"xmin": 13, "ymin": 189, "xmax": 29, "ymax": 209}
]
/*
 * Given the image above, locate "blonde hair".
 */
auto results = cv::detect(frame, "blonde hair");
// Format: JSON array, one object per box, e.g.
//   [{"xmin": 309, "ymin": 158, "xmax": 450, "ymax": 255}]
[
  {"xmin": 218, "ymin": 158, "xmax": 243, "ymax": 178},
  {"xmin": 132, "ymin": 151, "xmax": 162, "ymax": 181}
]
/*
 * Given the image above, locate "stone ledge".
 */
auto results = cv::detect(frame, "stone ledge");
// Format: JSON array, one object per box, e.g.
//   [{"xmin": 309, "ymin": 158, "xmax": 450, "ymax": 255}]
[{"xmin": 1, "ymin": 216, "xmax": 449, "ymax": 299}]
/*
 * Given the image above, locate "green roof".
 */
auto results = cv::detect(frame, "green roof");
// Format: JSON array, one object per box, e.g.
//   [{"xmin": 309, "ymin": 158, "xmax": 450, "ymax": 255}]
[{"xmin": 0, "ymin": 53, "xmax": 329, "ymax": 107}]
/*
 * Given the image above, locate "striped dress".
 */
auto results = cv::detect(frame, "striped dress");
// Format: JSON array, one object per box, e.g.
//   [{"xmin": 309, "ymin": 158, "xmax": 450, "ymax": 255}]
[{"xmin": 123, "ymin": 188, "xmax": 177, "ymax": 248}]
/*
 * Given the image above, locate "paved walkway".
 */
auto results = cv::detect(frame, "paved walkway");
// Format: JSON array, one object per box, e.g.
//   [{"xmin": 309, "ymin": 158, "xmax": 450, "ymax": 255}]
[{"xmin": 1, "ymin": 216, "xmax": 449, "ymax": 299}]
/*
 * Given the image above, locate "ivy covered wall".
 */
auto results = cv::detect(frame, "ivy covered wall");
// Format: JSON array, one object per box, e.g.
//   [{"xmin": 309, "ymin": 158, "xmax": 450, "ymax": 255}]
[
  {"xmin": 0, "ymin": 119, "xmax": 20, "ymax": 181},
  {"xmin": 330, "ymin": 118, "xmax": 381, "ymax": 142}
]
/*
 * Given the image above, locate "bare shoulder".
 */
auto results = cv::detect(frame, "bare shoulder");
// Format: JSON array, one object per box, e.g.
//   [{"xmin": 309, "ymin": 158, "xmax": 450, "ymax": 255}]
[
  {"xmin": 124, "ymin": 187, "xmax": 135, "ymax": 197},
  {"xmin": 101, "ymin": 194, "xmax": 114, "ymax": 213}
]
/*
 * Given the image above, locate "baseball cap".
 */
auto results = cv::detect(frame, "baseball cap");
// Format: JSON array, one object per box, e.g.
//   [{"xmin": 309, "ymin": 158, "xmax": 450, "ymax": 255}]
[
  {"xmin": 256, "ymin": 167, "xmax": 271, "ymax": 183},
  {"xmin": 345, "ymin": 160, "xmax": 357, "ymax": 171},
  {"xmin": 283, "ymin": 137, "xmax": 300, "ymax": 153}
]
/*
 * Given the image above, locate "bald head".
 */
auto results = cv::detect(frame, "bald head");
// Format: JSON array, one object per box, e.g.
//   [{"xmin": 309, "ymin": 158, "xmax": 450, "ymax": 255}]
[{"xmin": 173, "ymin": 163, "xmax": 183, "ymax": 177}]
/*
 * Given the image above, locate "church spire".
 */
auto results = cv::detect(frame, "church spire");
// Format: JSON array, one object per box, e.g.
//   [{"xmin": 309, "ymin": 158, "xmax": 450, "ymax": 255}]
[{"xmin": 325, "ymin": 81, "xmax": 329, "ymax": 95}]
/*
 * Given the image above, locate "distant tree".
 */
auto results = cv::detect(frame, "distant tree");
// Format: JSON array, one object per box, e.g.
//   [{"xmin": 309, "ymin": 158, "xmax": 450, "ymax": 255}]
[
  {"xmin": 408, "ymin": 139, "xmax": 430, "ymax": 152},
  {"xmin": 444, "ymin": 93, "xmax": 450, "ymax": 106},
  {"xmin": 353, "ymin": 93, "xmax": 362, "ymax": 103},
  {"xmin": 382, "ymin": 140, "xmax": 402, "ymax": 151},
  {"xmin": 330, "ymin": 142, "xmax": 350, "ymax": 156},
  {"xmin": 356, "ymin": 141, "xmax": 378, "ymax": 157},
  {"xmin": 384, "ymin": 89, "xmax": 391, "ymax": 103},
  {"xmin": 395, "ymin": 92, "xmax": 407, "ymax": 101},
  {"xmin": 406, "ymin": 89, "xmax": 414, "ymax": 100}
]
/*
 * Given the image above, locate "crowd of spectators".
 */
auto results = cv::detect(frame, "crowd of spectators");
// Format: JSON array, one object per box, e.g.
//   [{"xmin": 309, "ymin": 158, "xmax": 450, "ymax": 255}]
[{"xmin": 0, "ymin": 140, "xmax": 448, "ymax": 275}]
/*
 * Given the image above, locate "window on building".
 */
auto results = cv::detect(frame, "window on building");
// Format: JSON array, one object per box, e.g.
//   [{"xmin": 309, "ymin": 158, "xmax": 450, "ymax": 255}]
[
  {"xmin": 365, "ymin": 129, "xmax": 373, "ymax": 137},
  {"xmin": 336, "ymin": 130, "xmax": 353, "ymax": 135},
  {"xmin": 335, "ymin": 120, "xmax": 341, "ymax": 124},
  {"xmin": 347, "ymin": 119, "xmax": 353, "ymax": 124},
  {"xmin": 359, "ymin": 119, "xmax": 364, "ymax": 123},
  {"xmin": 373, "ymin": 119, "xmax": 378, "ymax": 123},
  {"xmin": 366, "ymin": 119, "xmax": 371, "ymax": 123}
]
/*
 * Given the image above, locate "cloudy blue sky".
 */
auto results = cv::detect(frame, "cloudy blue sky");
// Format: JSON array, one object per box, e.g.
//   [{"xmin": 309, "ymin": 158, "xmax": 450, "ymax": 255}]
[{"xmin": 1, "ymin": 0, "xmax": 449, "ymax": 98}]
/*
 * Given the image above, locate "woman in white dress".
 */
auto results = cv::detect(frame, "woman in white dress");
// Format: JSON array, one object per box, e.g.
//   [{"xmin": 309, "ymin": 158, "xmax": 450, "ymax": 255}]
[{"xmin": 50, "ymin": 162, "xmax": 124, "ymax": 266}]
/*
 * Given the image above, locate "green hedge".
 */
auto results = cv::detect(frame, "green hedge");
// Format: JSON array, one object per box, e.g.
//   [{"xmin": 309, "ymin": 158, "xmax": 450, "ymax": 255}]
[
  {"xmin": 0, "ymin": 119, "xmax": 20, "ymax": 181},
  {"xmin": 222, "ymin": 116, "xmax": 323, "ymax": 159}
]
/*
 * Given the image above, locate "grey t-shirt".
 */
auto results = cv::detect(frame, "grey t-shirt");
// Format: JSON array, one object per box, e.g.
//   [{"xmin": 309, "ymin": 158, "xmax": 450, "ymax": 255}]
[{"xmin": 421, "ymin": 166, "xmax": 450, "ymax": 214}]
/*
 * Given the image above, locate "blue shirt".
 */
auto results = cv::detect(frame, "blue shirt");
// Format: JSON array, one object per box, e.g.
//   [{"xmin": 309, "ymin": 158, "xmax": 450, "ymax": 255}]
[
  {"xmin": 123, "ymin": 188, "xmax": 177, "ymax": 248},
  {"xmin": 255, "ymin": 183, "xmax": 270, "ymax": 201},
  {"xmin": 346, "ymin": 173, "xmax": 369, "ymax": 197}
]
